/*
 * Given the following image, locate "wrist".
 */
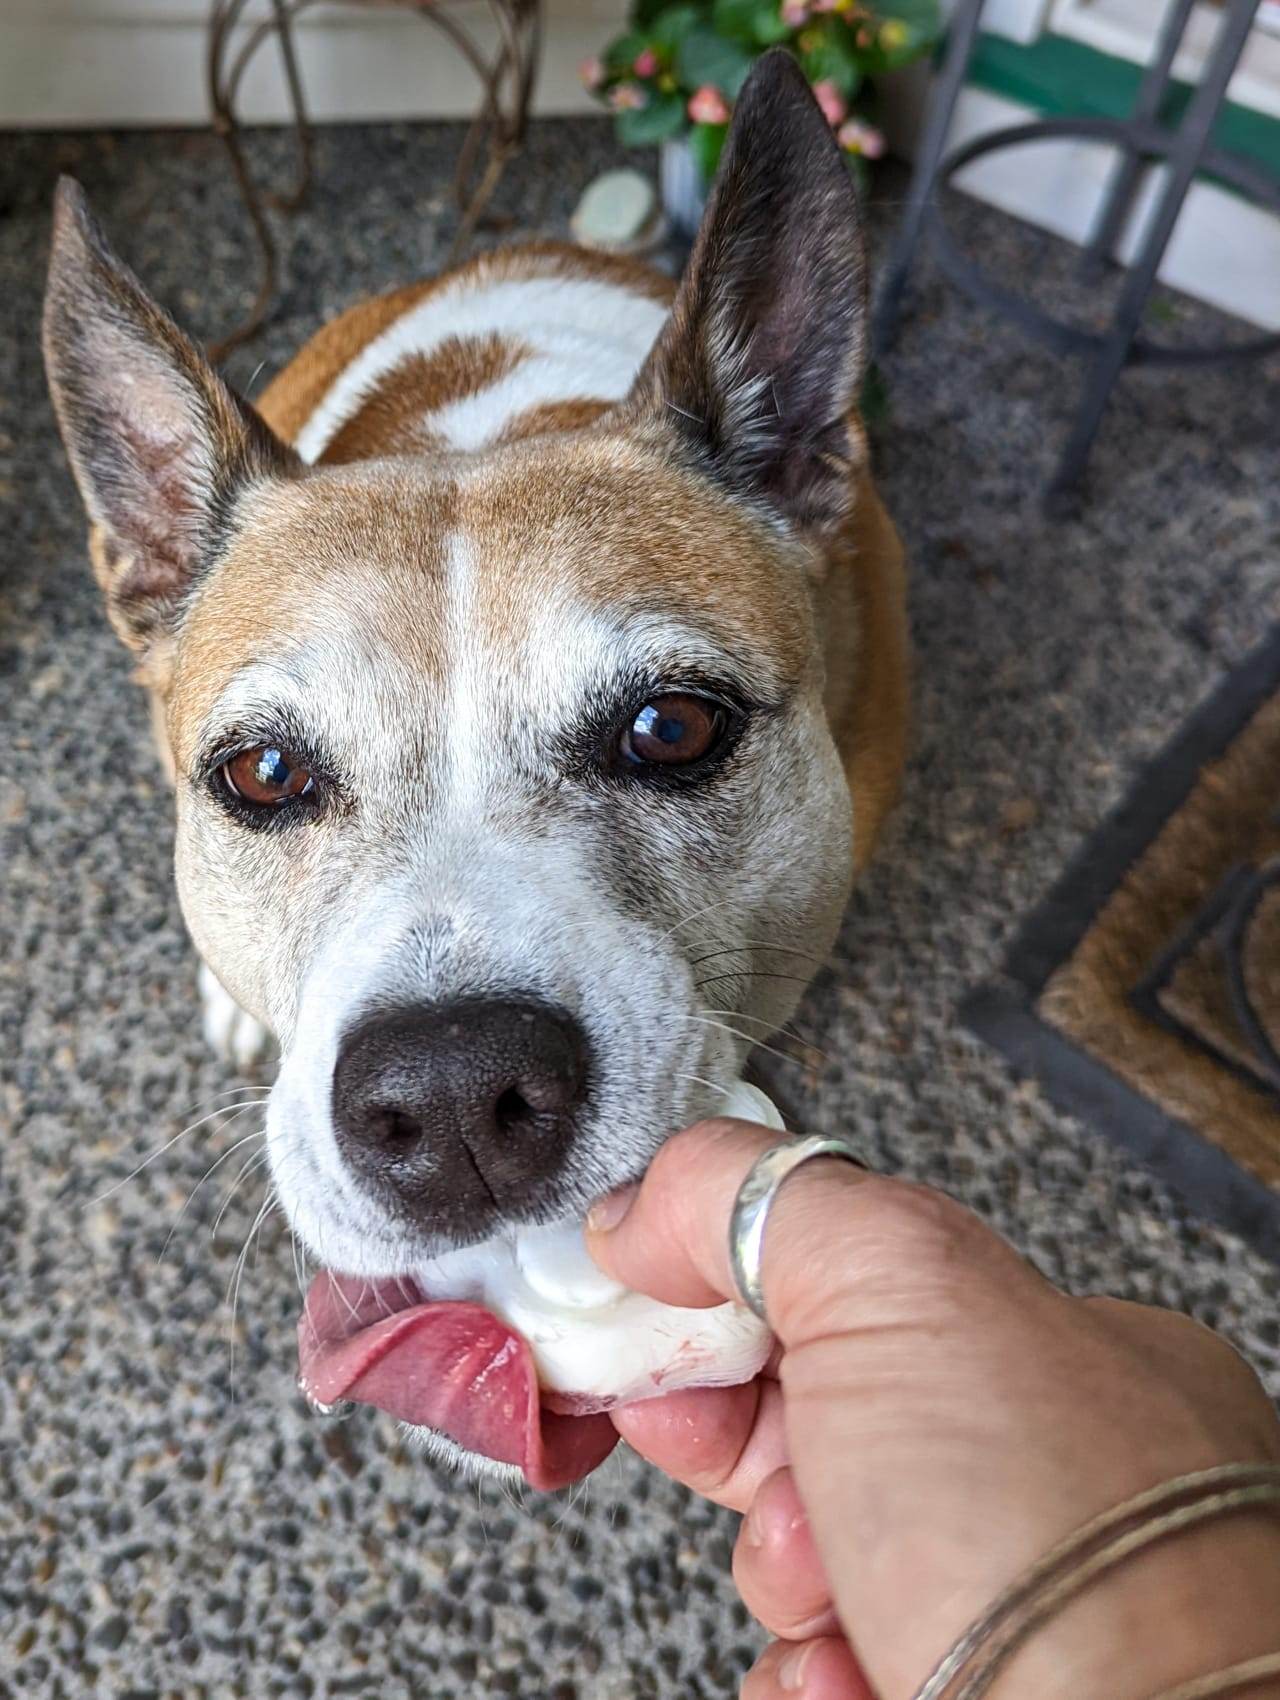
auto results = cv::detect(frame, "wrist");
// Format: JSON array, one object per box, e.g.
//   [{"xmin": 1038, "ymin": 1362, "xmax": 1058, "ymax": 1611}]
[{"xmin": 1009, "ymin": 1512, "xmax": 1280, "ymax": 1700}]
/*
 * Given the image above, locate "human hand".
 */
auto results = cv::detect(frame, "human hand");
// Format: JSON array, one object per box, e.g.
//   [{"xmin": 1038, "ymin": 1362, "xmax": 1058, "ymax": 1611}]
[{"xmin": 586, "ymin": 1120, "xmax": 1280, "ymax": 1700}]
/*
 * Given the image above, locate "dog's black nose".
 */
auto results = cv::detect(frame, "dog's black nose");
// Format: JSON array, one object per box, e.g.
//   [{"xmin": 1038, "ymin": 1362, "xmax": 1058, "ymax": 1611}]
[{"xmin": 331, "ymin": 999, "xmax": 590, "ymax": 1237}]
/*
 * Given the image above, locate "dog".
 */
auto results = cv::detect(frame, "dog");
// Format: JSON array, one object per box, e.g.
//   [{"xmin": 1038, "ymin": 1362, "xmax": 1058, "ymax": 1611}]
[{"xmin": 43, "ymin": 50, "xmax": 907, "ymax": 1488}]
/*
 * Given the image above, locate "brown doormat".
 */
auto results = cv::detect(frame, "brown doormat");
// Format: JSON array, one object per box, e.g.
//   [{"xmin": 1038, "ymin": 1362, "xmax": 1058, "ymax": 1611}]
[{"xmin": 965, "ymin": 628, "xmax": 1280, "ymax": 1265}]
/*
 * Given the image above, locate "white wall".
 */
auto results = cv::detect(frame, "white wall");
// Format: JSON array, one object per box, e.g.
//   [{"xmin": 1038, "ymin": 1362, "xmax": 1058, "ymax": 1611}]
[{"xmin": 1, "ymin": 0, "xmax": 627, "ymax": 127}]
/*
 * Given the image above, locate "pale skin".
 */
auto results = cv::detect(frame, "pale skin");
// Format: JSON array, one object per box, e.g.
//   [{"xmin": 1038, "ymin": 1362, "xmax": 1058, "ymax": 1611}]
[{"xmin": 585, "ymin": 1121, "xmax": 1280, "ymax": 1700}]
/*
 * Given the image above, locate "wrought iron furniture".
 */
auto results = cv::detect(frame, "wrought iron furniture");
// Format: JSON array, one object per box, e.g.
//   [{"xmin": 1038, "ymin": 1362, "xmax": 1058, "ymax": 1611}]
[
  {"xmin": 207, "ymin": 0, "xmax": 542, "ymax": 356},
  {"xmin": 874, "ymin": 0, "xmax": 1280, "ymax": 507}
]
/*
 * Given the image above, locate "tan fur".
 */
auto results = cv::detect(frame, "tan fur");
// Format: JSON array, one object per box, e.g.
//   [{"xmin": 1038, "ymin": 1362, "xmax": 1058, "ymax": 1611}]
[
  {"xmin": 452, "ymin": 435, "xmax": 811, "ymax": 682},
  {"xmin": 256, "ymin": 278, "xmax": 442, "ymax": 443},
  {"xmin": 319, "ymin": 337, "xmax": 529, "ymax": 465},
  {"xmin": 499, "ymin": 398, "xmax": 614, "ymax": 443},
  {"xmin": 255, "ymin": 243, "xmax": 674, "ymax": 444},
  {"xmin": 45, "ymin": 63, "xmax": 912, "ymax": 1487},
  {"xmin": 823, "ymin": 470, "xmax": 910, "ymax": 870},
  {"xmin": 243, "ymin": 249, "xmax": 907, "ymax": 869},
  {"xmin": 166, "ymin": 470, "xmax": 459, "ymax": 771},
  {"xmin": 166, "ymin": 434, "xmax": 807, "ymax": 776}
]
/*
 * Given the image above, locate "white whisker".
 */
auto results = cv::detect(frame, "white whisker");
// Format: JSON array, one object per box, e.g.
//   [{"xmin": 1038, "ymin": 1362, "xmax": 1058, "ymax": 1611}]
[
  {"xmin": 93, "ymin": 1093, "xmax": 269, "ymax": 1204},
  {"xmin": 211, "ymin": 1146, "xmax": 273, "ymax": 1238},
  {"xmin": 156, "ymin": 1112, "xmax": 265, "ymax": 1266},
  {"xmin": 681, "ymin": 1012, "xmax": 808, "ymax": 1074},
  {"xmin": 227, "ymin": 1187, "xmax": 276, "ymax": 1400},
  {"xmin": 651, "ymin": 894, "xmax": 757, "ymax": 952}
]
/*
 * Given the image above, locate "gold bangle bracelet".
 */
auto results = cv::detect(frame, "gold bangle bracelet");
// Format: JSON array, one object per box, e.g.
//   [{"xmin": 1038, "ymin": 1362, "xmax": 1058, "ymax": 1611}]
[
  {"xmin": 909, "ymin": 1463, "xmax": 1280, "ymax": 1700},
  {"xmin": 1140, "ymin": 1653, "xmax": 1280, "ymax": 1700}
]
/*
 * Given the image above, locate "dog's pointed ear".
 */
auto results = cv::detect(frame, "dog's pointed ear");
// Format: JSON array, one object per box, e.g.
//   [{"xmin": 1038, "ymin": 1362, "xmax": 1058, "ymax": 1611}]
[
  {"xmin": 629, "ymin": 50, "xmax": 868, "ymax": 536},
  {"xmin": 42, "ymin": 178, "xmax": 300, "ymax": 653}
]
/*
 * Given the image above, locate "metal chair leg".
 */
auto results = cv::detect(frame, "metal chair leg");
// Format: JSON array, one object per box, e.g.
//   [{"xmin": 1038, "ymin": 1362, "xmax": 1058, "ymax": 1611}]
[
  {"xmin": 208, "ymin": 115, "xmax": 281, "ymax": 362},
  {"xmin": 208, "ymin": 0, "xmax": 291, "ymax": 359},
  {"xmin": 265, "ymin": 0, "xmax": 315, "ymax": 214},
  {"xmin": 1079, "ymin": 0, "xmax": 1200, "ymax": 279},
  {"xmin": 1046, "ymin": 0, "xmax": 1261, "ymax": 506},
  {"xmin": 873, "ymin": 0, "xmax": 986, "ymax": 357}
]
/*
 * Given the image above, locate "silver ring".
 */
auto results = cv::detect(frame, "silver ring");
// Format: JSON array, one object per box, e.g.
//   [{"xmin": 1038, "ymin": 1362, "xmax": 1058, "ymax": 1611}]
[{"xmin": 729, "ymin": 1135, "xmax": 867, "ymax": 1323}]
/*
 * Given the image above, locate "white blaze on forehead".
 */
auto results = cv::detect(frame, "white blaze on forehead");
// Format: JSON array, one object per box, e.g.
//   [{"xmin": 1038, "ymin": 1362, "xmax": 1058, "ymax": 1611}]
[
  {"xmin": 438, "ymin": 528, "xmax": 638, "ymax": 814},
  {"xmin": 294, "ymin": 276, "xmax": 670, "ymax": 464},
  {"xmin": 440, "ymin": 527, "xmax": 485, "ymax": 809}
]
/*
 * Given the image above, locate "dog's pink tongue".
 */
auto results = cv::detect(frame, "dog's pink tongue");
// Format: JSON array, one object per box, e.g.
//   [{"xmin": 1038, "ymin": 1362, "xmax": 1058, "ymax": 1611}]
[{"xmin": 297, "ymin": 1272, "xmax": 617, "ymax": 1491}]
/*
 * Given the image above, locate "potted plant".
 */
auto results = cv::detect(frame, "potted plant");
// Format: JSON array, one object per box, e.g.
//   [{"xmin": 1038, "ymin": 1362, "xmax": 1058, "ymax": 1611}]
[{"xmin": 581, "ymin": 0, "xmax": 941, "ymax": 235}]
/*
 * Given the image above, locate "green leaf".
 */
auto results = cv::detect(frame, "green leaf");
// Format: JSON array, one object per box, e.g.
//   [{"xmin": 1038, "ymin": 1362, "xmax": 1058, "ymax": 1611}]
[
  {"xmin": 797, "ymin": 18, "xmax": 861, "ymax": 97},
  {"xmin": 676, "ymin": 26, "xmax": 755, "ymax": 96},
  {"xmin": 651, "ymin": 2, "xmax": 702, "ymax": 50},
  {"xmin": 854, "ymin": 0, "xmax": 942, "ymax": 70},
  {"xmin": 604, "ymin": 29, "xmax": 651, "ymax": 74},
  {"xmin": 751, "ymin": 0, "xmax": 793, "ymax": 44},
  {"xmin": 710, "ymin": 0, "xmax": 752, "ymax": 40},
  {"xmin": 711, "ymin": 0, "xmax": 758, "ymax": 41},
  {"xmin": 688, "ymin": 119, "xmax": 728, "ymax": 183},
  {"xmin": 888, "ymin": 0, "xmax": 942, "ymax": 39},
  {"xmin": 617, "ymin": 90, "xmax": 688, "ymax": 144},
  {"xmin": 714, "ymin": 0, "xmax": 790, "ymax": 46},
  {"xmin": 632, "ymin": 0, "xmax": 678, "ymax": 27}
]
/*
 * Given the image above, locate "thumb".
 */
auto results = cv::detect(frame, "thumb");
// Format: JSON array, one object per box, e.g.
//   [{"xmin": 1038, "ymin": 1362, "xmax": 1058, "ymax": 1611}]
[{"xmin": 585, "ymin": 1118, "xmax": 874, "ymax": 1337}]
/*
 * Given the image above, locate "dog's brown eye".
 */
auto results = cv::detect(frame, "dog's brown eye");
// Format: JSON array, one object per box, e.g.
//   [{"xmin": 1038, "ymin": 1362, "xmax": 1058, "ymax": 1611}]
[
  {"xmin": 222, "ymin": 746, "xmax": 314, "ymax": 807},
  {"xmin": 621, "ymin": 695, "xmax": 725, "ymax": 768}
]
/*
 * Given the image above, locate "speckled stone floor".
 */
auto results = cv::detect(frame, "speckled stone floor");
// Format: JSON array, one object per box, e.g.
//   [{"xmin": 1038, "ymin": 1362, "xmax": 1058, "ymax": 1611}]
[{"xmin": 2, "ymin": 116, "xmax": 1278, "ymax": 1700}]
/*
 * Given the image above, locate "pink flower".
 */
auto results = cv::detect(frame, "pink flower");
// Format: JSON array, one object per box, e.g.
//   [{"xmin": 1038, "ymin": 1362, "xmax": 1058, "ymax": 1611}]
[
  {"xmin": 781, "ymin": 0, "xmax": 809, "ymax": 22},
  {"xmin": 633, "ymin": 47, "xmax": 660, "ymax": 77},
  {"xmin": 811, "ymin": 79, "xmax": 847, "ymax": 127},
  {"xmin": 578, "ymin": 55, "xmax": 604, "ymax": 89},
  {"xmin": 609, "ymin": 81, "xmax": 649, "ymax": 111},
  {"xmin": 687, "ymin": 85, "xmax": 731, "ymax": 124},
  {"xmin": 812, "ymin": 0, "xmax": 839, "ymax": 11},
  {"xmin": 837, "ymin": 117, "xmax": 887, "ymax": 157}
]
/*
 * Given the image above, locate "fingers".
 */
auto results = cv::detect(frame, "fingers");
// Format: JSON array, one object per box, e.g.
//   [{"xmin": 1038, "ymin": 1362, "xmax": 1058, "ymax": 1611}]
[
  {"xmin": 616, "ymin": 1407, "xmax": 844, "ymax": 1641},
  {"xmin": 735, "ymin": 1468, "xmax": 839, "ymax": 1641},
  {"xmin": 587, "ymin": 1119, "xmax": 783, "ymax": 1308},
  {"xmin": 586, "ymin": 1118, "xmax": 871, "ymax": 1318},
  {"xmin": 591, "ymin": 1116, "xmax": 1055, "ymax": 1361},
  {"xmin": 612, "ymin": 1377, "xmax": 788, "ymax": 1513},
  {"xmin": 742, "ymin": 1636, "xmax": 875, "ymax": 1700}
]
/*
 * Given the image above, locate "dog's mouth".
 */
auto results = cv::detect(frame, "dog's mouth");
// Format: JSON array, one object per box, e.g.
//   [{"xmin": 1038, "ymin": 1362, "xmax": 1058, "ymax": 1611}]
[
  {"xmin": 296, "ymin": 1082, "xmax": 784, "ymax": 1490},
  {"xmin": 297, "ymin": 1270, "xmax": 620, "ymax": 1491}
]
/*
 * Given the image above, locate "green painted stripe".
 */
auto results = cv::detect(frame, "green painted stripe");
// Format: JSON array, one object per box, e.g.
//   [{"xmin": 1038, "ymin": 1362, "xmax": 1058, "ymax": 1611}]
[{"xmin": 965, "ymin": 30, "xmax": 1280, "ymax": 180}]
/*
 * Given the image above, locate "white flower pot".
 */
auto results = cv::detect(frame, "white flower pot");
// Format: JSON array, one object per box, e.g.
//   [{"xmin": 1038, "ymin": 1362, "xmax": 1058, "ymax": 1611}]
[{"xmin": 660, "ymin": 138, "xmax": 708, "ymax": 240}]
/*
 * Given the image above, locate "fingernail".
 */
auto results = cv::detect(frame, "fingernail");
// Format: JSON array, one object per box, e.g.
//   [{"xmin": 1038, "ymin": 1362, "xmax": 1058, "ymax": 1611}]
[
  {"xmin": 777, "ymin": 1642, "xmax": 814, "ymax": 1693},
  {"xmin": 586, "ymin": 1184, "xmax": 637, "ymax": 1233}
]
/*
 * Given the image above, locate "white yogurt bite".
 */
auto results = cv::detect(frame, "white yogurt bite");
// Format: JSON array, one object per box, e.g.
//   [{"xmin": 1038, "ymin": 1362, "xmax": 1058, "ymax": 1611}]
[{"xmin": 412, "ymin": 1079, "xmax": 785, "ymax": 1410}]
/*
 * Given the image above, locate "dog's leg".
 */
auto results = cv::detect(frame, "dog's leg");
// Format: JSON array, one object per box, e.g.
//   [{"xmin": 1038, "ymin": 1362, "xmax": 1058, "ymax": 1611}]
[{"xmin": 198, "ymin": 962, "xmax": 276, "ymax": 1072}]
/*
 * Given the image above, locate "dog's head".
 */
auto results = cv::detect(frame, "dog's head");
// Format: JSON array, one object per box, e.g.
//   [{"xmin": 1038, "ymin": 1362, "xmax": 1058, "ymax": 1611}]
[{"xmin": 45, "ymin": 55, "xmax": 879, "ymax": 1480}]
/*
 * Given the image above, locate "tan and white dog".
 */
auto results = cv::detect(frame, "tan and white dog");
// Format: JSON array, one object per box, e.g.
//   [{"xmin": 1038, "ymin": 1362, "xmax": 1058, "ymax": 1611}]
[{"xmin": 44, "ymin": 52, "xmax": 907, "ymax": 1488}]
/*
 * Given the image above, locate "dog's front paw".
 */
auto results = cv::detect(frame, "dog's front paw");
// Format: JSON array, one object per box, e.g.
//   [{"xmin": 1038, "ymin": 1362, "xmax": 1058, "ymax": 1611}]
[{"xmin": 199, "ymin": 962, "xmax": 276, "ymax": 1072}]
